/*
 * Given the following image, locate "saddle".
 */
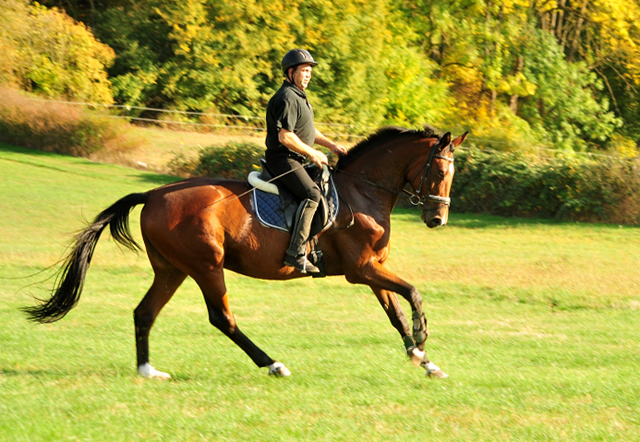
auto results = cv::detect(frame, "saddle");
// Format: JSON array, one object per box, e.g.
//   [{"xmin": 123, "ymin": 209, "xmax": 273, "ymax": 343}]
[{"xmin": 248, "ymin": 159, "xmax": 339, "ymax": 239}]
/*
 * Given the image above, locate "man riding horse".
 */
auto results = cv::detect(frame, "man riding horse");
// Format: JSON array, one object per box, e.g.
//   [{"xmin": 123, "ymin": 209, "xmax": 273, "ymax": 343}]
[{"xmin": 264, "ymin": 49, "xmax": 348, "ymax": 274}]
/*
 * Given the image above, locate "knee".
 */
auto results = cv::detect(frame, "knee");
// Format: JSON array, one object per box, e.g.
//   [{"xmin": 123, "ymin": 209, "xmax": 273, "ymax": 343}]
[{"xmin": 307, "ymin": 186, "xmax": 322, "ymax": 204}]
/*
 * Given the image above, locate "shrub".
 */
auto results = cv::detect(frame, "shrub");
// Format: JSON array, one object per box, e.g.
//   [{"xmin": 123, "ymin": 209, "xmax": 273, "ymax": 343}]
[
  {"xmin": 0, "ymin": 88, "xmax": 142, "ymax": 156},
  {"xmin": 452, "ymin": 148, "xmax": 640, "ymax": 224},
  {"xmin": 169, "ymin": 141, "xmax": 264, "ymax": 180}
]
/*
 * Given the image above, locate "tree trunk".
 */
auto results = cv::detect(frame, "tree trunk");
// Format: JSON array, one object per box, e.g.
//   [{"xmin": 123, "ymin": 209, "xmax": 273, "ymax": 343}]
[
  {"xmin": 568, "ymin": 0, "xmax": 589, "ymax": 61},
  {"xmin": 556, "ymin": 0, "xmax": 566, "ymax": 48},
  {"xmin": 510, "ymin": 56, "xmax": 525, "ymax": 115}
]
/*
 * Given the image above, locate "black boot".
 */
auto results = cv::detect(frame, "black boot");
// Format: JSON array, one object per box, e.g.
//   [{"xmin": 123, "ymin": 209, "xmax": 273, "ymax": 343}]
[
  {"xmin": 284, "ymin": 199, "xmax": 320, "ymax": 274},
  {"xmin": 283, "ymin": 253, "xmax": 320, "ymax": 274}
]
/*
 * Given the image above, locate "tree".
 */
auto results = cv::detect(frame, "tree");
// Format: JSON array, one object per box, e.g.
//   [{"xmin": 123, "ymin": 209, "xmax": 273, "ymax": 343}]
[
  {"xmin": 86, "ymin": 0, "xmax": 449, "ymax": 129},
  {"xmin": 534, "ymin": 0, "xmax": 640, "ymax": 143},
  {"xmin": 395, "ymin": 0, "xmax": 620, "ymax": 149},
  {"xmin": 0, "ymin": 0, "xmax": 114, "ymax": 103}
]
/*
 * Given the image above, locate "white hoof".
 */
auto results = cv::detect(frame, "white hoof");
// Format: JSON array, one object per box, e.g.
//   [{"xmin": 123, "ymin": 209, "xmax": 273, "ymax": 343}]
[
  {"xmin": 409, "ymin": 347, "xmax": 426, "ymax": 367},
  {"xmin": 138, "ymin": 363, "xmax": 171, "ymax": 380},
  {"xmin": 268, "ymin": 362, "xmax": 291, "ymax": 377},
  {"xmin": 423, "ymin": 361, "xmax": 448, "ymax": 379}
]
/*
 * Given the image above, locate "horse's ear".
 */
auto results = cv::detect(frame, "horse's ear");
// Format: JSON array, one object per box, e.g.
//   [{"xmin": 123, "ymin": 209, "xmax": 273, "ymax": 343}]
[
  {"xmin": 437, "ymin": 132, "xmax": 451, "ymax": 151},
  {"xmin": 452, "ymin": 131, "xmax": 469, "ymax": 149}
]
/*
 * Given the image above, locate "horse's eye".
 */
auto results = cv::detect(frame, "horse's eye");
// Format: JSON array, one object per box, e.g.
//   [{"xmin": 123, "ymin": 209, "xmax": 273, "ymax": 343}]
[{"xmin": 437, "ymin": 170, "xmax": 445, "ymax": 179}]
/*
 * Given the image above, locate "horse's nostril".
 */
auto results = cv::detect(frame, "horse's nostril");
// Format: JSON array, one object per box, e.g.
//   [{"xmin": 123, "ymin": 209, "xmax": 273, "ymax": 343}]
[{"xmin": 428, "ymin": 218, "xmax": 442, "ymax": 228}]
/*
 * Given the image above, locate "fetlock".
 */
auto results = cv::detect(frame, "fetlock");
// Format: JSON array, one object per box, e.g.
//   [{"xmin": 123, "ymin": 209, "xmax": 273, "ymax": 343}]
[{"xmin": 412, "ymin": 311, "xmax": 428, "ymax": 345}]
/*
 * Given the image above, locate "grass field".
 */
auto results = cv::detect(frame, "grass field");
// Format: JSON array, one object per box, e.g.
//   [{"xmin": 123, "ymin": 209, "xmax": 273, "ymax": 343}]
[{"xmin": 1, "ymin": 142, "xmax": 639, "ymax": 441}]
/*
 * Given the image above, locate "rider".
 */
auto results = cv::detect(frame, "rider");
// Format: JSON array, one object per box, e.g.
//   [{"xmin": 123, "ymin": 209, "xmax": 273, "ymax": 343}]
[{"xmin": 265, "ymin": 49, "xmax": 347, "ymax": 274}]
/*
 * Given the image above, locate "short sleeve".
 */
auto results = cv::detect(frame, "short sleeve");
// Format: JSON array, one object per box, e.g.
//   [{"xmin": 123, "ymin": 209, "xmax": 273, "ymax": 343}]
[{"xmin": 273, "ymin": 96, "xmax": 298, "ymax": 132}]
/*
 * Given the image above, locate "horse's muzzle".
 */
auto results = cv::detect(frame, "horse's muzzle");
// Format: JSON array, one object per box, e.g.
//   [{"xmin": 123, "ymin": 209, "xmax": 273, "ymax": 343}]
[
  {"xmin": 426, "ymin": 217, "xmax": 442, "ymax": 228},
  {"xmin": 421, "ymin": 207, "xmax": 447, "ymax": 228}
]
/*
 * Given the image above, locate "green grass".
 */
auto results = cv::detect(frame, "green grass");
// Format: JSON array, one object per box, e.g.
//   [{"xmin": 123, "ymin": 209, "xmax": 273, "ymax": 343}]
[{"xmin": 1, "ymin": 143, "xmax": 639, "ymax": 441}]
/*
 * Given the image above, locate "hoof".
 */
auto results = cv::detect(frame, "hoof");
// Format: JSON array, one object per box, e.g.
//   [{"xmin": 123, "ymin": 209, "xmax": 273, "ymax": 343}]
[
  {"xmin": 409, "ymin": 347, "xmax": 426, "ymax": 367},
  {"xmin": 268, "ymin": 362, "xmax": 291, "ymax": 377},
  {"xmin": 138, "ymin": 363, "xmax": 171, "ymax": 380},
  {"xmin": 423, "ymin": 361, "xmax": 448, "ymax": 379}
]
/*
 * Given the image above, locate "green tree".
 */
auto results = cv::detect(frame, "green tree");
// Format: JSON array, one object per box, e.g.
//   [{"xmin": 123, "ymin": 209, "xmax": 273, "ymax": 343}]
[
  {"xmin": 0, "ymin": 0, "xmax": 114, "ymax": 103},
  {"xmin": 533, "ymin": 0, "xmax": 640, "ymax": 145},
  {"xmin": 86, "ymin": 0, "xmax": 449, "ymax": 129},
  {"xmin": 28, "ymin": 0, "xmax": 639, "ymax": 149},
  {"xmin": 396, "ymin": 0, "xmax": 620, "ymax": 150}
]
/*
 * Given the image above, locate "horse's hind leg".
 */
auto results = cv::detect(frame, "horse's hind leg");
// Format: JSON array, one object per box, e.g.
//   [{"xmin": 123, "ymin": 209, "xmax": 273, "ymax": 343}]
[
  {"xmin": 195, "ymin": 269, "xmax": 290, "ymax": 377},
  {"xmin": 134, "ymin": 264, "xmax": 186, "ymax": 380}
]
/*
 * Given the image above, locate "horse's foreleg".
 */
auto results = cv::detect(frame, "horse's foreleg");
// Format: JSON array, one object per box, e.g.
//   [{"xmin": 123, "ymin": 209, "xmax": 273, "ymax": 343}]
[
  {"xmin": 352, "ymin": 264, "xmax": 447, "ymax": 378},
  {"xmin": 371, "ymin": 286, "xmax": 428, "ymax": 366},
  {"xmin": 134, "ymin": 267, "xmax": 187, "ymax": 380},
  {"xmin": 352, "ymin": 264, "xmax": 428, "ymax": 349},
  {"xmin": 197, "ymin": 272, "xmax": 289, "ymax": 377},
  {"xmin": 370, "ymin": 286, "xmax": 413, "ymax": 347}
]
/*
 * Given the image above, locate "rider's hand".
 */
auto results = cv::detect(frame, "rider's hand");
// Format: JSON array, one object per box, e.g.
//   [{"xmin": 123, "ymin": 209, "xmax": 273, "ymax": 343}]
[
  {"xmin": 330, "ymin": 143, "xmax": 348, "ymax": 155},
  {"xmin": 309, "ymin": 149, "xmax": 328, "ymax": 167}
]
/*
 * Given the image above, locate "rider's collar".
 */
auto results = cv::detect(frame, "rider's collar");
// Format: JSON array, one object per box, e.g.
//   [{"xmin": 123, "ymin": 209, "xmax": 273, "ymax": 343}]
[{"xmin": 283, "ymin": 80, "xmax": 307, "ymax": 98}]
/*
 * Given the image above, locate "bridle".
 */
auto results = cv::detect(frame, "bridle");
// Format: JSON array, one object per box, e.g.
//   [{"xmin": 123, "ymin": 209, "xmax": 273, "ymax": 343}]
[
  {"xmin": 333, "ymin": 137, "xmax": 454, "ymax": 211},
  {"xmin": 404, "ymin": 141, "xmax": 454, "ymax": 208}
]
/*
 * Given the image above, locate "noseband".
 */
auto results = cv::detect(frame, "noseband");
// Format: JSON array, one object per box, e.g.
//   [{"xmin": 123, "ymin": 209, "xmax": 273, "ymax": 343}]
[{"xmin": 404, "ymin": 142, "xmax": 454, "ymax": 208}]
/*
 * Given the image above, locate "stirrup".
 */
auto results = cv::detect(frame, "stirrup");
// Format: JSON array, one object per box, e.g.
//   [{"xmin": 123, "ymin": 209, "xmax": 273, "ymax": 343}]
[{"xmin": 284, "ymin": 254, "xmax": 320, "ymax": 274}]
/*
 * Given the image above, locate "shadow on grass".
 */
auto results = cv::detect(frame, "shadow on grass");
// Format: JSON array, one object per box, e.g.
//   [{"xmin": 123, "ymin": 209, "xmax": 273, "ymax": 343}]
[
  {"xmin": 133, "ymin": 171, "xmax": 179, "ymax": 186},
  {"xmin": 1, "ymin": 367, "xmax": 69, "ymax": 378},
  {"xmin": 392, "ymin": 206, "xmax": 639, "ymax": 230},
  {"xmin": 0, "ymin": 143, "xmax": 60, "ymax": 157}
]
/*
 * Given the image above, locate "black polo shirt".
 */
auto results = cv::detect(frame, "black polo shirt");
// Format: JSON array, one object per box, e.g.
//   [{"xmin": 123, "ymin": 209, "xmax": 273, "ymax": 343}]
[{"xmin": 265, "ymin": 81, "xmax": 315, "ymax": 160}]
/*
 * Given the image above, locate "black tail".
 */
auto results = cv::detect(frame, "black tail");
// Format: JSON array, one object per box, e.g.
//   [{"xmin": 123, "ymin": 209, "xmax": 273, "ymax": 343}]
[{"xmin": 23, "ymin": 193, "xmax": 149, "ymax": 323}]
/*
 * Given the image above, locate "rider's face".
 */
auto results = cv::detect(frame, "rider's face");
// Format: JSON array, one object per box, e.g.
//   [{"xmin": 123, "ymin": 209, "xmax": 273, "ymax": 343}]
[{"xmin": 290, "ymin": 64, "xmax": 313, "ymax": 90}]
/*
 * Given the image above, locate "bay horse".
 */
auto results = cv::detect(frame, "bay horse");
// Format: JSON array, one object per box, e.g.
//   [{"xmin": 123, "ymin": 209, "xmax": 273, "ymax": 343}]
[{"xmin": 24, "ymin": 126, "xmax": 468, "ymax": 380}]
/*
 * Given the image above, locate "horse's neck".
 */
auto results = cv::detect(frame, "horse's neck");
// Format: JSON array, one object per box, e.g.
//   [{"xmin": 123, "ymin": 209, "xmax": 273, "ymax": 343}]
[
  {"xmin": 346, "ymin": 141, "xmax": 411, "ymax": 192},
  {"xmin": 338, "ymin": 142, "xmax": 412, "ymax": 218}
]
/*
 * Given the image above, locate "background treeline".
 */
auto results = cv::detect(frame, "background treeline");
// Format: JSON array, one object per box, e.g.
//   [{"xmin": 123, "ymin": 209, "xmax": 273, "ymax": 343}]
[{"xmin": 2, "ymin": 0, "xmax": 640, "ymax": 153}]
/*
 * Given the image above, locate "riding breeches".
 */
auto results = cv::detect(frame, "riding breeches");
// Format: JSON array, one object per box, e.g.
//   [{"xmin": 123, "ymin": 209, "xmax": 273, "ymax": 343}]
[{"xmin": 264, "ymin": 152, "xmax": 322, "ymax": 204}]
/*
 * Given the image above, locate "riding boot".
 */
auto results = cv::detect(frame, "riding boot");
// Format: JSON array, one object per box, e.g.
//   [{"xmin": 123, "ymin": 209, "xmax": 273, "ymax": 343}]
[{"xmin": 284, "ymin": 198, "xmax": 321, "ymax": 274}]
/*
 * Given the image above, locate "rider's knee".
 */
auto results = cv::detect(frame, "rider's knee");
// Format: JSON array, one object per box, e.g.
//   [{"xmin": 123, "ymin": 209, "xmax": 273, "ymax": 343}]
[{"xmin": 306, "ymin": 186, "xmax": 322, "ymax": 203}]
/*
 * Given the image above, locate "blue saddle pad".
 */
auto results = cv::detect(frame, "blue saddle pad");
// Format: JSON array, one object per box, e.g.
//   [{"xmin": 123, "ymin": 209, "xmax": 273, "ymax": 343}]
[
  {"xmin": 253, "ymin": 190, "xmax": 290, "ymax": 232},
  {"xmin": 252, "ymin": 175, "xmax": 339, "ymax": 233}
]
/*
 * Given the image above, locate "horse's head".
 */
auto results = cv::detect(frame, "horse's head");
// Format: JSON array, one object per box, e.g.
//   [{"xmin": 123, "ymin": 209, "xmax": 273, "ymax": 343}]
[{"xmin": 408, "ymin": 131, "xmax": 468, "ymax": 228}]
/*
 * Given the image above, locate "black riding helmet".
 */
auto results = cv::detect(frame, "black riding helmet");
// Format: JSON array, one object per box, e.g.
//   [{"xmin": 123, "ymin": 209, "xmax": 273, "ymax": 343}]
[{"xmin": 281, "ymin": 49, "xmax": 318, "ymax": 74}]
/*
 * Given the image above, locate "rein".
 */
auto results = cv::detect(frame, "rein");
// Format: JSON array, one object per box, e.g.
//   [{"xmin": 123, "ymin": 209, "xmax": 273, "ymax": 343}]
[{"xmin": 202, "ymin": 163, "xmax": 309, "ymax": 210}]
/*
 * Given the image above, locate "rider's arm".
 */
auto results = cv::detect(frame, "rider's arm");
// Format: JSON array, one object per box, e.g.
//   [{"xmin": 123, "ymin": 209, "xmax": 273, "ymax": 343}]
[
  {"xmin": 314, "ymin": 129, "xmax": 348, "ymax": 155},
  {"xmin": 279, "ymin": 128, "xmax": 328, "ymax": 167}
]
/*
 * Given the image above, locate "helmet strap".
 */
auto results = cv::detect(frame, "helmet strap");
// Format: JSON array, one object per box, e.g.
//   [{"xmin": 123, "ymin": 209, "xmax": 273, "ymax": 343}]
[{"xmin": 285, "ymin": 66, "xmax": 295, "ymax": 84}]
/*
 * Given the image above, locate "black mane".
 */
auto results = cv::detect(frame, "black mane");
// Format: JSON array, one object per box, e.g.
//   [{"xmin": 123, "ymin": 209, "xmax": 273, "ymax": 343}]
[{"xmin": 336, "ymin": 125, "xmax": 441, "ymax": 170}]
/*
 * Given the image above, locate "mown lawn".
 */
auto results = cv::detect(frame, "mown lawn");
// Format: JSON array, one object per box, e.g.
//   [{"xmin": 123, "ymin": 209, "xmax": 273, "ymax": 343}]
[{"xmin": 1, "ymin": 143, "xmax": 639, "ymax": 441}]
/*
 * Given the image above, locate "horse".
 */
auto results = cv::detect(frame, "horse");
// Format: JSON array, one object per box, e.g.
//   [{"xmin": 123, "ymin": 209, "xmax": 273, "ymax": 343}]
[{"xmin": 24, "ymin": 126, "xmax": 468, "ymax": 380}]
